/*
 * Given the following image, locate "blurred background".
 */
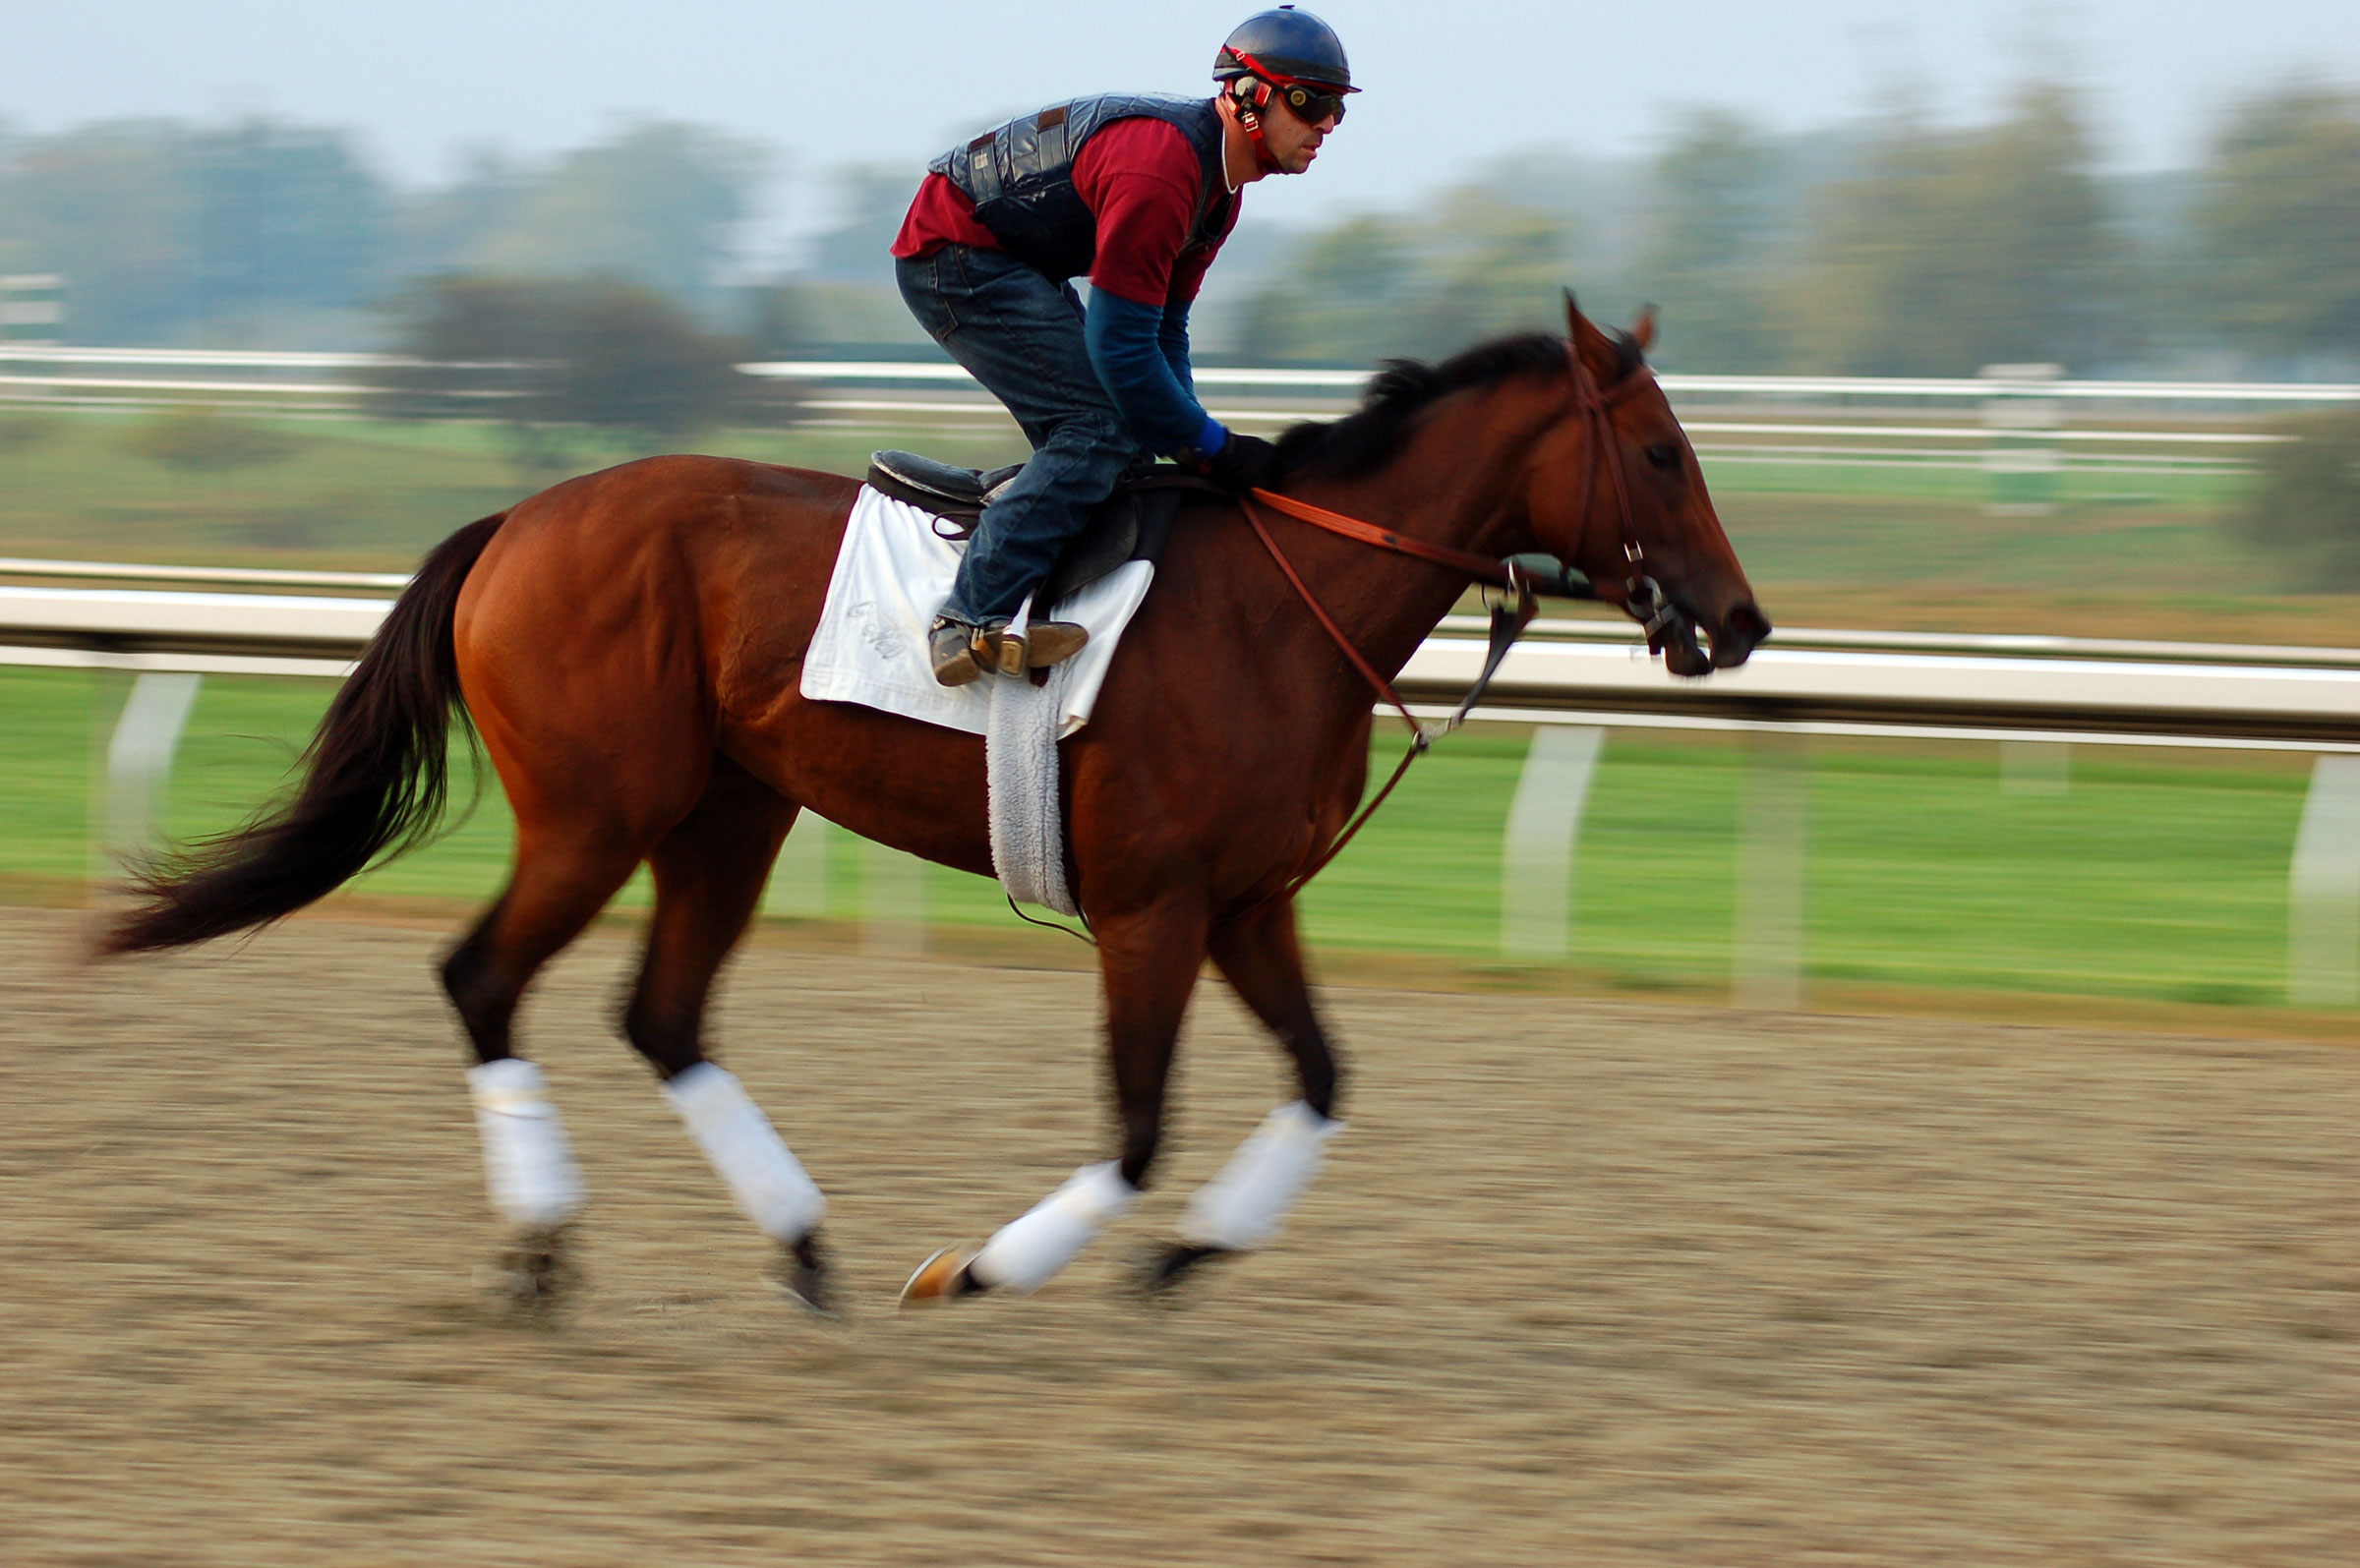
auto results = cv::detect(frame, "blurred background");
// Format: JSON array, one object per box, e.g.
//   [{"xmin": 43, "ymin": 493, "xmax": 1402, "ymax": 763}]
[{"xmin": 4, "ymin": 0, "xmax": 2357, "ymax": 1025}]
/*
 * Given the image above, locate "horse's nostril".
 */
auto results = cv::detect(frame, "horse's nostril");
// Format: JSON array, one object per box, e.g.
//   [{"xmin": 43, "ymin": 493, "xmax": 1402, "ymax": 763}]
[{"xmin": 1708, "ymin": 602, "xmax": 1771, "ymax": 670}]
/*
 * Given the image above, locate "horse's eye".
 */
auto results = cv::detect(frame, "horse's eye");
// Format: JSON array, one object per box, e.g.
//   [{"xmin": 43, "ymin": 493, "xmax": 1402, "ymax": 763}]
[{"xmin": 1643, "ymin": 443, "xmax": 1681, "ymax": 472}]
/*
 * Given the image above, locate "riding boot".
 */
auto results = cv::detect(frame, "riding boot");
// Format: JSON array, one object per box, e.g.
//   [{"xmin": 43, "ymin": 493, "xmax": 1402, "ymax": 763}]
[
  {"xmin": 978, "ymin": 621, "xmax": 1091, "ymax": 676},
  {"xmin": 929, "ymin": 615, "xmax": 987, "ymax": 687}
]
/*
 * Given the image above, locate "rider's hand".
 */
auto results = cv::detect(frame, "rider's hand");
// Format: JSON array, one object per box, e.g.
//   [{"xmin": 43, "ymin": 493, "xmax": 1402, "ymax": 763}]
[{"xmin": 1199, "ymin": 433, "xmax": 1280, "ymax": 494}]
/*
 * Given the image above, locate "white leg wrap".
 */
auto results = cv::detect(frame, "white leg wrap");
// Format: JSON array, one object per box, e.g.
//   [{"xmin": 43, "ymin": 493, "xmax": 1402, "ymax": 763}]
[
  {"xmin": 971, "ymin": 1160, "xmax": 1137, "ymax": 1295},
  {"xmin": 467, "ymin": 1058, "xmax": 585, "ymax": 1230},
  {"xmin": 663, "ymin": 1063, "xmax": 826, "ymax": 1243},
  {"xmin": 1177, "ymin": 1101, "xmax": 1342, "ymax": 1251}
]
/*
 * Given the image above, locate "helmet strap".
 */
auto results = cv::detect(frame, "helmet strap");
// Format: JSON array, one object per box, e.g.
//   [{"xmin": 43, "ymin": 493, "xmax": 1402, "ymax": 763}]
[{"xmin": 1231, "ymin": 79, "xmax": 1282, "ymax": 172}]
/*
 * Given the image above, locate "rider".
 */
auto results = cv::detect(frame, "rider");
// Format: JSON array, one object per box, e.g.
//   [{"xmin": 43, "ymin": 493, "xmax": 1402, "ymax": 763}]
[{"xmin": 891, "ymin": 7, "xmax": 1357, "ymax": 685}]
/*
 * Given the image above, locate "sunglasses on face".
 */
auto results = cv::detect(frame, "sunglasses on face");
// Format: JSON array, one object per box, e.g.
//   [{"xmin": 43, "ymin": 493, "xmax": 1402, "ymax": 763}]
[{"xmin": 1275, "ymin": 82, "xmax": 1347, "ymax": 128}]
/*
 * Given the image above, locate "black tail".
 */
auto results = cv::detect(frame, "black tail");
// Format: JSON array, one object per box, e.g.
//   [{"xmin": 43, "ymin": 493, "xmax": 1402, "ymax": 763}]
[{"xmin": 99, "ymin": 512, "xmax": 507, "ymax": 955}]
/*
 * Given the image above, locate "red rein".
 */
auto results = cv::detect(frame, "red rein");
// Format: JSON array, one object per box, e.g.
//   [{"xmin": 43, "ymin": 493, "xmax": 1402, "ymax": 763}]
[{"xmin": 1231, "ymin": 341, "xmax": 1662, "ymax": 906}]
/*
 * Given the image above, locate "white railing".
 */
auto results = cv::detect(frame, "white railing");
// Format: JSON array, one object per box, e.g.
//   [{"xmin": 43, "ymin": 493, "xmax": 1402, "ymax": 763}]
[
  {"xmin": 9, "ymin": 346, "xmax": 2356, "ymax": 403},
  {"xmin": 5, "ymin": 570, "xmax": 2357, "ymax": 750},
  {"xmin": 6, "ymin": 569, "xmax": 2354, "ymax": 1006},
  {"xmin": 4, "ymin": 347, "xmax": 2351, "ymax": 467}
]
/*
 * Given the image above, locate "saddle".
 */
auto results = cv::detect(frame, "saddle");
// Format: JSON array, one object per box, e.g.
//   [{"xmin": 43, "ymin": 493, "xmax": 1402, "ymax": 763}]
[{"xmin": 866, "ymin": 450, "xmax": 1193, "ymax": 612}]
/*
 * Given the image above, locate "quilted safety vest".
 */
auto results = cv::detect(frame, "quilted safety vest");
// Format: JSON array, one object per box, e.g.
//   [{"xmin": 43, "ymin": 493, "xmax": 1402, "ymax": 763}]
[{"xmin": 927, "ymin": 94, "xmax": 1232, "ymax": 283}]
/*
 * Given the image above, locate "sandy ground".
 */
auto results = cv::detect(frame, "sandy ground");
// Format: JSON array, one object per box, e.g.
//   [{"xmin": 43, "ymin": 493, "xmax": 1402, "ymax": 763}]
[{"xmin": 0, "ymin": 907, "xmax": 2353, "ymax": 1567}]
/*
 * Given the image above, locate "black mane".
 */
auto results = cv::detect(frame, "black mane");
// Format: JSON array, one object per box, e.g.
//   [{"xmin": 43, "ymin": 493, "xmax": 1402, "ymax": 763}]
[{"xmin": 1271, "ymin": 331, "xmax": 1581, "ymax": 481}]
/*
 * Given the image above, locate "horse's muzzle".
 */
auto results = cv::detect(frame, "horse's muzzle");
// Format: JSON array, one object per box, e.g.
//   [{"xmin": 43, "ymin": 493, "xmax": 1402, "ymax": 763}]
[{"xmin": 1706, "ymin": 602, "xmax": 1772, "ymax": 670}]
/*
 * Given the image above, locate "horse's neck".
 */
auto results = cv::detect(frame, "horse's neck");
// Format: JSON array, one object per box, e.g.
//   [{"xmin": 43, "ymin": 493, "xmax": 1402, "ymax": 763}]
[{"xmin": 1280, "ymin": 387, "xmax": 1557, "ymax": 682}]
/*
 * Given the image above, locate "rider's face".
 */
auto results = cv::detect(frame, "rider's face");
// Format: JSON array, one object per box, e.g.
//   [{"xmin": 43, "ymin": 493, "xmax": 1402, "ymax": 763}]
[{"xmin": 1260, "ymin": 87, "xmax": 1340, "ymax": 174}]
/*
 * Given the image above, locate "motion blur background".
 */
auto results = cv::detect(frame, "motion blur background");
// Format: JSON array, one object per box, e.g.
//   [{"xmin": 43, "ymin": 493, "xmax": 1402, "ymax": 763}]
[{"xmin": 5, "ymin": 0, "xmax": 2358, "ymax": 1025}]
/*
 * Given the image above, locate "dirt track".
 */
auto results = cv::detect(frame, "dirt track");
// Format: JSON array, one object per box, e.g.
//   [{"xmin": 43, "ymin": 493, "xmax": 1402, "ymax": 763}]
[{"xmin": 1, "ymin": 906, "xmax": 2353, "ymax": 1565}]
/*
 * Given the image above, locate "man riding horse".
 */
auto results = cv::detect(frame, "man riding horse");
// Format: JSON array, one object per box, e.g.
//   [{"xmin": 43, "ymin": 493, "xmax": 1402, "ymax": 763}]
[{"xmin": 893, "ymin": 7, "xmax": 1357, "ymax": 685}]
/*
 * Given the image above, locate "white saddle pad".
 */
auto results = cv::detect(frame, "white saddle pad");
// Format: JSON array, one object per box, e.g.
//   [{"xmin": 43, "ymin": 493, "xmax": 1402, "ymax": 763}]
[{"xmin": 800, "ymin": 485, "xmax": 1154, "ymax": 740}]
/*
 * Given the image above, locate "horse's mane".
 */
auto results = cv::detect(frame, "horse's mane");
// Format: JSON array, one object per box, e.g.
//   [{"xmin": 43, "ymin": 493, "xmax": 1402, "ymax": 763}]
[{"xmin": 1272, "ymin": 329, "xmax": 1633, "ymax": 482}]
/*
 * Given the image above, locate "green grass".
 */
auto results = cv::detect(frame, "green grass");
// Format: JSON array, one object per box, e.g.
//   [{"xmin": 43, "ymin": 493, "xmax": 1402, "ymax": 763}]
[
  {"xmin": 3, "ymin": 667, "xmax": 2326, "ymax": 1010},
  {"xmin": 0, "ymin": 408, "xmax": 1030, "ymax": 566},
  {"xmin": 0, "ymin": 407, "xmax": 2257, "ymax": 595}
]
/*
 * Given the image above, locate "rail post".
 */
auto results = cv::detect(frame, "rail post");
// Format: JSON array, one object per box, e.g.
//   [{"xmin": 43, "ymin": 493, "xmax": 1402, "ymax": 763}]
[
  {"xmin": 102, "ymin": 671, "xmax": 203, "ymax": 869},
  {"xmin": 859, "ymin": 840, "xmax": 928, "ymax": 958},
  {"xmin": 1981, "ymin": 363, "xmax": 2063, "ymax": 515},
  {"xmin": 2289, "ymin": 755, "xmax": 2360, "ymax": 1007},
  {"xmin": 1500, "ymin": 726, "xmax": 1606, "ymax": 959},
  {"xmin": 764, "ymin": 813, "xmax": 832, "ymax": 919},
  {"xmin": 1734, "ymin": 729, "xmax": 1808, "ymax": 1009}
]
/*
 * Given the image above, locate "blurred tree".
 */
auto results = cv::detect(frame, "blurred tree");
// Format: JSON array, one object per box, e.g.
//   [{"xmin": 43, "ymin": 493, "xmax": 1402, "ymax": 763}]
[
  {"xmin": 458, "ymin": 121, "xmax": 764, "ymax": 308},
  {"xmin": 0, "ymin": 121, "xmax": 196, "ymax": 341},
  {"xmin": 2189, "ymin": 87, "xmax": 2360, "ymax": 364},
  {"xmin": 805, "ymin": 165, "xmax": 919, "ymax": 284},
  {"xmin": 1638, "ymin": 111, "xmax": 1783, "ymax": 371},
  {"xmin": 0, "ymin": 117, "xmax": 389, "ymax": 343},
  {"xmin": 1237, "ymin": 197, "xmax": 1578, "ymax": 364},
  {"xmin": 2238, "ymin": 408, "xmax": 2360, "ymax": 588},
  {"xmin": 1239, "ymin": 214, "xmax": 1418, "ymax": 361},
  {"xmin": 1419, "ymin": 193, "xmax": 1578, "ymax": 351},
  {"xmin": 1780, "ymin": 85, "xmax": 2131, "ymax": 375},
  {"xmin": 187, "ymin": 121, "xmax": 388, "ymax": 319},
  {"xmin": 370, "ymin": 275, "xmax": 765, "ymax": 470},
  {"xmin": 389, "ymin": 149, "xmax": 527, "ymax": 282}
]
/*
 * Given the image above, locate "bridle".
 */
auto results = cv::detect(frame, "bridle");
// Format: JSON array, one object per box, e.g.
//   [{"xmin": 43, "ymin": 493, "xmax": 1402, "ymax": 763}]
[{"xmin": 1233, "ymin": 337, "xmax": 1686, "ymax": 906}]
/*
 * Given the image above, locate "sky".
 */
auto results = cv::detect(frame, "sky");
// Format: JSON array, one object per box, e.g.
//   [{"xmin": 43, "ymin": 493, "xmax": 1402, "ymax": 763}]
[{"xmin": 17, "ymin": 0, "xmax": 2360, "ymax": 255}]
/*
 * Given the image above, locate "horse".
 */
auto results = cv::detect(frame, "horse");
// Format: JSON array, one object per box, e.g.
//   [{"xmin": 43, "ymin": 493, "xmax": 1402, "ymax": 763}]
[{"xmin": 98, "ymin": 296, "xmax": 1769, "ymax": 1314}]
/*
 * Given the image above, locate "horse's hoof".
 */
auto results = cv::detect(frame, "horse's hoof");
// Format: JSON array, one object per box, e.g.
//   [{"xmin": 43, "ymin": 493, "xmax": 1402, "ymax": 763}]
[
  {"xmin": 478, "ymin": 1224, "xmax": 577, "ymax": 1317},
  {"xmin": 769, "ymin": 1229, "xmax": 840, "ymax": 1318},
  {"xmin": 899, "ymin": 1243, "xmax": 988, "ymax": 1307},
  {"xmin": 1138, "ymin": 1243, "xmax": 1233, "ymax": 1300}
]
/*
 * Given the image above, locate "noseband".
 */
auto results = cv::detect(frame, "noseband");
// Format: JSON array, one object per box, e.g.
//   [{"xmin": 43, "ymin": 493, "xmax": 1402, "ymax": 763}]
[{"xmin": 1231, "ymin": 337, "xmax": 1687, "ymax": 908}]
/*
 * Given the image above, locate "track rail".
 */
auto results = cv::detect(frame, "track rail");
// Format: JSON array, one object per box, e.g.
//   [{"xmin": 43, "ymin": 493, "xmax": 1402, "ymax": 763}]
[{"xmin": 4, "ymin": 578, "xmax": 2356, "ymax": 751}]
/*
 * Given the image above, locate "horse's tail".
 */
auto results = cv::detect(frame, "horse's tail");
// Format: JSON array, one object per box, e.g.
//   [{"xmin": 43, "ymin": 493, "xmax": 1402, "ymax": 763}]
[{"xmin": 98, "ymin": 512, "xmax": 507, "ymax": 956}]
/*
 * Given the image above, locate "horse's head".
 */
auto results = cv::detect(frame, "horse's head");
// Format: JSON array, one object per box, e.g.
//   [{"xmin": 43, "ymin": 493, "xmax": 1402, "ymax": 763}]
[{"xmin": 1519, "ymin": 293, "xmax": 1770, "ymax": 674}]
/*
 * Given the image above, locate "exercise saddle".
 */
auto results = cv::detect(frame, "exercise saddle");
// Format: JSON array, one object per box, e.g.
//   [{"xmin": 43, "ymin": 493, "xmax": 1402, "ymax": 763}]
[{"xmin": 866, "ymin": 450, "xmax": 1191, "ymax": 612}]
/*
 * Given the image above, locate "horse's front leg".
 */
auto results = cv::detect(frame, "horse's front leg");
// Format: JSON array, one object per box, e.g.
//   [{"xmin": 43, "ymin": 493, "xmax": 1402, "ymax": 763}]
[
  {"xmin": 1145, "ymin": 895, "xmax": 1345, "ymax": 1295},
  {"xmin": 900, "ymin": 890, "xmax": 1209, "ymax": 1305}
]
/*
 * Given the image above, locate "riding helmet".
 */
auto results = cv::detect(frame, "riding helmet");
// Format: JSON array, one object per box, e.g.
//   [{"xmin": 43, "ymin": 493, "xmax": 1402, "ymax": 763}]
[{"xmin": 1213, "ymin": 7, "xmax": 1358, "ymax": 91}]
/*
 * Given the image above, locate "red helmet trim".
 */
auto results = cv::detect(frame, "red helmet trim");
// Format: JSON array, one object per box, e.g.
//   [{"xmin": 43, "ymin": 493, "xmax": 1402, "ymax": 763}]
[{"xmin": 1223, "ymin": 47, "xmax": 1349, "ymax": 95}]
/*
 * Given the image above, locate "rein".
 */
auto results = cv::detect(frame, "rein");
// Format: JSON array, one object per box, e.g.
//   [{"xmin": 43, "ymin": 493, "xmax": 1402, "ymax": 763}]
[{"xmin": 1234, "ymin": 340, "xmax": 1675, "ymax": 908}]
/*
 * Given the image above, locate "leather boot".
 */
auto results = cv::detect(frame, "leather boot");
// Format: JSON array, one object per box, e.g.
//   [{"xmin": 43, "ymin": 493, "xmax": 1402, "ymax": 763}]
[
  {"xmin": 928, "ymin": 616, "xmax": 985, "ymax": 687},
  {"xmin": 981, "ymin": 621, "xmax": 1091, "ymax": 675},
  {"xmin": 1021, "ymin": 621, "xmax": 1091, "ymax": 669}
]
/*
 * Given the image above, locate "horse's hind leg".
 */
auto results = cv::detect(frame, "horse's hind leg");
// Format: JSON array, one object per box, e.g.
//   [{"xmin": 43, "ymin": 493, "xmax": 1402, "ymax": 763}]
[
  {"xmin": 442, "ymin": 823, "xmax": 645, "ymax": 1307},
  {"xmin": 621, "ymin": 755, "xmax": 833, "ymax": 1312},
  {"xmin": 1147, "ymin": 897, "xmax": 1346, "ymax": 1293}
]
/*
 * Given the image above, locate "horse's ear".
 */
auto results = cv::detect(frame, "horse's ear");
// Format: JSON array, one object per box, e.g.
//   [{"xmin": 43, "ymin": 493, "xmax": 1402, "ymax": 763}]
[
  {"xmin": 1564, "ymin": 286, "xmax": 1619, "ymax": 378},
  {"xmin": 1630, "ymin": 305, "xmax": 1658, "ymax": 355}
]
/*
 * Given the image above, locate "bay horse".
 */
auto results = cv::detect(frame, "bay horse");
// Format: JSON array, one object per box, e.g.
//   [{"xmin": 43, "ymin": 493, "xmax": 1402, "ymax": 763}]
[{"xmin": 100, "ymin": 297, "xmax": 1768, "ymax": 1313}]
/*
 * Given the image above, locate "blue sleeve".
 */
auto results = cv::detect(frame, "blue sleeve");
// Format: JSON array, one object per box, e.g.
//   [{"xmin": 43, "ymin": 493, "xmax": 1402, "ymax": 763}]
[
  {"xmin": 1085, "ymin": 288, "xmax": 1224, "ymax": 458},
  {"xmin": 1157, "ymin": 302, "xmax": 1196, "ymax": 399}
]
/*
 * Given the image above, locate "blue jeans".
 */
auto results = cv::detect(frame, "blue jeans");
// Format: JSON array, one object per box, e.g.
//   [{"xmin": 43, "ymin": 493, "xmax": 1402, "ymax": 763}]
[{"xmin": 896, "ymin": 246, "xmax": 1148, "ymax": 625}]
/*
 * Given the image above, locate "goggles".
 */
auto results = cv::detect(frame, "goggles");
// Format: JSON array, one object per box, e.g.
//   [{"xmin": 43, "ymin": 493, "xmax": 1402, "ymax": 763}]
[{"xmin": 1274, "ymin": 81, "xmax": 1348, "ymax": 127}]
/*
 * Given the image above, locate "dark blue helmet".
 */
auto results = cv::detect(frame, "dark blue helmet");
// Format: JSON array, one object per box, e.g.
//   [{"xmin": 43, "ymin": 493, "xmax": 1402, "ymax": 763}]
[{"xmin": 1213, "ymin": 7, "xmax": 1357, "ymax": 92}]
